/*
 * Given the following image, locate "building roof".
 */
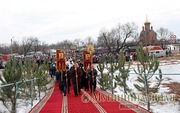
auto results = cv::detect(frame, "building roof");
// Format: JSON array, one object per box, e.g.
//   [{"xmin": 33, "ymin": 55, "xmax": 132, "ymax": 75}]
[{"xmin": 144, "ymin": 17, "xmax": 150, "ymax": 24}]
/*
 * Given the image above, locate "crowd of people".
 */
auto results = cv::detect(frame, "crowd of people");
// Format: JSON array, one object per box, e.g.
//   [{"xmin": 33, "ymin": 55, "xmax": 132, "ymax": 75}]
[
  {"xmin": 49, "ymin": 57, "xmax": 98, "ymax": 96},
  {"xmin": 1, "ymin": 54, "xmax": 98, "ymax": 97}
]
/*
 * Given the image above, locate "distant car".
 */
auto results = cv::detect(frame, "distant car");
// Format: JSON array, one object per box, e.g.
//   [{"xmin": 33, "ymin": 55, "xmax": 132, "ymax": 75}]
[
  {"xmin": 26, "ymin": 52, "xmax": 35, "ymax": 58},
  {"xmin": 143, "ymin": 46, "xmax": 166, "ymax": 58},
  {"xmin": 149, "ymin": 50, "xmax": 166, "ymax": 58},
  {"xmin": 35, "ymin": 51, "xmax": 43, "ymax": 57}
]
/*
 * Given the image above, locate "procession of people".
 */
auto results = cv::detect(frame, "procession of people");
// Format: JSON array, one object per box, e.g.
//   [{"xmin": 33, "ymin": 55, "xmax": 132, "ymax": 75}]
[{"xmin": 50, "ymin": 48, "xmax": 98, "ymax": 97}]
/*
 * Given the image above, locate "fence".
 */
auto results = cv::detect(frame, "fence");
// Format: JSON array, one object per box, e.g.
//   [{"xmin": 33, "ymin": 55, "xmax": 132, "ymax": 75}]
[{"xmin": 0, "ymin": 77, "xmax": 39, "ymax": 112}]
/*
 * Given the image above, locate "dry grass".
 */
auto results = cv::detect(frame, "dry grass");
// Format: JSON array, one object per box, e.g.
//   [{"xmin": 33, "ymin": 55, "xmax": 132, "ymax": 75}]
[
  {"xmin": 162, "ymin": 82, "xmax": 180, "ymax": 101},
  {"xmin": 160, "ymin": 50, "xmax": 180, "ymax": 60},
  {"xmin": 160, "ymin": 51, "xmax": 180, "ymax": 101}
]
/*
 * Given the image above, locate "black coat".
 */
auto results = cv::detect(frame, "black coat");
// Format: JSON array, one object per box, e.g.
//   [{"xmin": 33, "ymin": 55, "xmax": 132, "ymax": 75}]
[
  {"xmin": 59, "ymin": 70, "xmax": 71, "ymax": 86},
  {"xmin": 88, "ymin": 68, "xmax": 97, "ymax": 82},
  {"xmin": 70, "ymin": 66, "xmax": 83, "ymax": 84}
]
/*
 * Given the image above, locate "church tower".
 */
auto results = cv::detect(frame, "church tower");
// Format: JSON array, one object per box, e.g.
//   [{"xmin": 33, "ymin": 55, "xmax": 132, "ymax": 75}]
[
  {"xmin": 144, "ymin": 17, "xmax": 151, "ymax": 33},
  {"xmin": 140, "ymin": 17, "xmax": 157, "ymax": 46}
]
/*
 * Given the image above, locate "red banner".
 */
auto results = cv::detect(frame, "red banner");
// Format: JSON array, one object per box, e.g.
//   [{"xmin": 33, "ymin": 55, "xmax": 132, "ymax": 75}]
[
  {"xmin": 83, "ymin": 51, "xmax": 92, "ymax": 71},
  {"xmin": 56, "ymin": 50, "xmax": 66, "ymax": 71}
]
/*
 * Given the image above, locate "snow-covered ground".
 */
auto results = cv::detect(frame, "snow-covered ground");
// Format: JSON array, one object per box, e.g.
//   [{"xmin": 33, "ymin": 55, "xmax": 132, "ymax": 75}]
[
  {"xmin": 0, "ymin": 69, "xmax": 52, "ymax": 113},
  {"xmin": 98, "ymin": 60, "xmax": 180, "ymax": 113},
  {"xmin": 1, "ymin": 60, "xmax": 180, "ymax": 113}
]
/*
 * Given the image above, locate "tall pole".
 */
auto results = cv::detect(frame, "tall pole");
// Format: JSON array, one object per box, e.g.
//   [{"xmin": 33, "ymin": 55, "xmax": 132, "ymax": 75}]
[
  {"xmin": 11, "ymin": 38, "xmax": 13, "ymax": 55},
  {"xmin": 74, "ymin": 50, "xmax": 79, "ymax": 94}
]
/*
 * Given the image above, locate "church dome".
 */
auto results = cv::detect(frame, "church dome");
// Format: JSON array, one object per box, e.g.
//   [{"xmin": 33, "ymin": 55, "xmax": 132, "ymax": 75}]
[{"xmin": 144, "ymin": 18, "xmax": 150, "ymax": 24}]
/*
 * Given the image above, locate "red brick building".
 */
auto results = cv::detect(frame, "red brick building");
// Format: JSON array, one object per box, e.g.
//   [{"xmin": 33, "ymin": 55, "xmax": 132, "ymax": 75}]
[{"xmin": 140, "ymin": 18, "xmax": 157, "ymax": 46}]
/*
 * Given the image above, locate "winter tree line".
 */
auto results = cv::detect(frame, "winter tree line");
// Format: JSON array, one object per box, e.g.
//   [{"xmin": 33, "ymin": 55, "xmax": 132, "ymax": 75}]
[{"xmin": 0, "ymin": 22, "xmax": 177, "ymax": 55}]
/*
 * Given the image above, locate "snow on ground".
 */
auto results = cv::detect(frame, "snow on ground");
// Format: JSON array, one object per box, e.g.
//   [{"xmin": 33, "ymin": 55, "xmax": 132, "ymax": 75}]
[
  {"xmin": 15, "ymin": 92, "xmax": 46, "ymax": 113},
  {"xmin": 110, "ymin": 61, "xmax": 180, "ymax": 113},
  {"xmin": 150, "ymin": 102, "xmax": 180, "ymax": 113},
  {"xmin": 0, "ymin": 68, "xmax": 51, "ymax": 113},
  {"xmin": 95, "ymin": 59, "xmax": 180, "ymax": 113}
]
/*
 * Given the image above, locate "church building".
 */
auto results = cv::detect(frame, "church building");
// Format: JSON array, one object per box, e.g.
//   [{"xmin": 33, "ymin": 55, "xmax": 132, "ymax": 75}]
[{"xmin": 139, "ymin": 18, "xmax": 157, "ymax": 46}]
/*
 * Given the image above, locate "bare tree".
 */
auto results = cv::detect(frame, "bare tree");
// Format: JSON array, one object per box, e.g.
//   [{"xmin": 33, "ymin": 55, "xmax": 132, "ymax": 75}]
[
  {"xmin": 156, "ymin": 27, "xmax": 172, "ymax": 45},
  {"xmin": 21, "ymin": 37, "xmax": 37, "ymax": 56},
  {"xmin": 11, "ymin": 41, "xmax": 21, "ymax": 54},
  {"xmin": 39, "ymin": 41, "xmax": 48, "ymax": 54},
  {"xmin": 49, "ymin": 39, "xmax": 72, "ymax": 52},
  {"xmin": 83, "ymin": 36, "xmax": 95, "ymax": 45},
  {"xmin": 156, "ymin": 27, "xmax": 172, "ymax": 40},
  {"xmin": 0, "ymin": 44, "xmax": 10, "ymax": 54},
  {"xmin": 114, "ymin": 22, "xmax": 138, "ymax": 52},
  {"xmin": 97, "ymin": 22, "xmax": 138, "ymax": 53},
  {"xmin": 33, "ymin": 37, "xmax": 41, "ymax": 52},
  {"xmin": 97, "ymin": 29, "xmax": 114, "ymax": 53},
  {"xmin": 73, "ymin": 38, "xmax": 81, "ymax": 48},
  {"xmin": 62, "ymin": 39, "xmax": 72, "ymax": 51}
]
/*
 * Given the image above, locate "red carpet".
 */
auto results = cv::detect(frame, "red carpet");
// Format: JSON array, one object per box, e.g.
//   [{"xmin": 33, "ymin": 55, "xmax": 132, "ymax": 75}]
[
  {"xmin": 89, "ymin": 89, "xmax": 150, "ymax": 113},
  {"xmin": 67, "ymin": 85, "xmax": 100, "ymax": 113},
  {"xmin": 34, "ymin": 83, "xmax": 150, "ymax": 113},
  {"xmin": 86, "ymin": 91, "xmax": 136, "ymax": 113},
  {"xmin": 39, "ymin": 82, "xmax": 63, "ymax": 113}
]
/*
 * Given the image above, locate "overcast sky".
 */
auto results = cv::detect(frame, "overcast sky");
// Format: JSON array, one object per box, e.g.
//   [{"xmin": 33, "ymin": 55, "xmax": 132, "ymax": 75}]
[{"xmin": 0, "ymin": 0, "xmax": 180, "ymax": 45}]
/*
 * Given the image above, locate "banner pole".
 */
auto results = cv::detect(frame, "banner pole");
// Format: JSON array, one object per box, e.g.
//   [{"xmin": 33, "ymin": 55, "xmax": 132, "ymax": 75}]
[{"xmin": 74, "ymin": 50, "xmax": 79, "ymax": 95}]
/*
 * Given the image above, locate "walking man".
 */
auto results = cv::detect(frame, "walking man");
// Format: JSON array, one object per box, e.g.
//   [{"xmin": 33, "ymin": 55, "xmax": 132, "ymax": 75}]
[
  {"xmin": 88, "ymin": 64, "xmax": 97, "ymax": 94},
  {"xmin": 70, "ymin": 63, "xmax": 82, "ymax": 96}
]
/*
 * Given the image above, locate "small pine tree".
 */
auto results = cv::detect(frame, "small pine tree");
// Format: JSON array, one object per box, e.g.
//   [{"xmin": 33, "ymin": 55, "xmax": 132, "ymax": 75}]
[
  {"xmin": 0, "ymin": 58, "xmax": 53, "ymax": 113},
  {"xmin": 115, "ymin": 52, "xmax": 131, "ymax": 94},
  {"xmin": 21, "ymin": 58, "xmax": 34, "ymax": 79},
  {"xmin": 97, "ymin": 59, "xmax": 107, "ymax": 90},
  {"xmin": 98, "ymin": 73, "xmax": 112, "ymax": 91},
  {"xmin": 18, "ymin": 59, "xmax": 38, "ymax": 104},
  {"xmin": 0, "ymin": 58, "xmax": 23, "ymax": 113},
  {"xmin": 133, "ymin": 46, "xmax": 163, "ymax": 111},
  {"xmin": 34, "ymin": 62, "xmax": 53, "ymax": 100},
  {"xmin": 105, "ymin": 54, "xmax": 118, "ymax": 94}
]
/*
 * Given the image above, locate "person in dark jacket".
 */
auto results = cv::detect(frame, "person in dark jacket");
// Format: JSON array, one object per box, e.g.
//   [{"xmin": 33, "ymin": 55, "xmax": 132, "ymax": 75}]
[
  {"xmin": 81, "ymin": 66, "xmax": 89, "ymax": 91},
  {"xmin": 58, "ymin": 65, "xmax": 71, "ymax": 96},
  {"xmin": 88, "ymin": 64, "xmax": 98, "ymax": 94},
  {"xmin": 78, "ymin": 60, "xmax": 89, "ymax": 91},
  {"xmin": 65, "ymin": 66, "xmax": 71, "ymax": 95},
  {"xmin": 57, "ymin": 70, "xmax": 64, "ymax": 93},
  {"xmin": 70, "ymin": 63, "xmax": 82, "ymax": 96},
  {"xmin": 49, "ymin": 63, "xmax": 56, "ymax": 79}
]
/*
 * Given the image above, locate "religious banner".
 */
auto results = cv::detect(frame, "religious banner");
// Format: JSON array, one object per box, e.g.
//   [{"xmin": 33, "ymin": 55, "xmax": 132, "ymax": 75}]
[
  {"xmin": 56, "ymin": 50, "xmax": 66, "ymax": 71},
  {"xmin": 56, "ymin": 50, "xmax": 60, "ymax": 70},
  {"xmin": 83, "ymin": 51, "xmax": 91, "ymax": 71},
  {"xmin": 87, "ymin": 44, "xmax": 94, "ymax": 53}
]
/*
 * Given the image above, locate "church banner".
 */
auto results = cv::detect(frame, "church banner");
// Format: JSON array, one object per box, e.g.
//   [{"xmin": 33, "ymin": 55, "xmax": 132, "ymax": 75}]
[
  {"xmin": 56, "ymin": 50, "xmax": 66, "ymax": 71},
  {"xmin": 83, "ymin": 51, "xmax": 91, "ymax": 71},
  {"xmin": 87, "ymin": 44, "xmax": 94, "ymax": 53}
]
